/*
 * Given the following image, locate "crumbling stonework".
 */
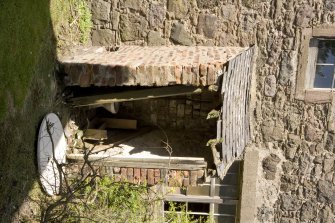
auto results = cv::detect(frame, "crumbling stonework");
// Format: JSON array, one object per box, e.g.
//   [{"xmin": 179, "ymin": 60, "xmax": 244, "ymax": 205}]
[{"xmin": 73, "ymin": 0, "xmax": 335, "ymax": 222}]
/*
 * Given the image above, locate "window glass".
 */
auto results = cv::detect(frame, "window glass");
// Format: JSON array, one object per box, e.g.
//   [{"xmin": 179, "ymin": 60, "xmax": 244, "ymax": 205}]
[
  {"xmin": 313, "ymin": 39, "xmax": 335, "ymax": 89},
  {"xmin": 316, "ymin": 40, "xmax": 335, "ymax": 64},
  {"xmin": 313, "ymin": 65, "xmax": 334, "ymax": 88}
]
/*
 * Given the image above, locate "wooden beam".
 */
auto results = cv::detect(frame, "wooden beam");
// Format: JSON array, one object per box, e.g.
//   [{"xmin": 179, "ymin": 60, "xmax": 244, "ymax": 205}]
[
  {"xmin": 70, "ymin": 86, "xmax": 202, "ymax": 107},
  {"xmin": 165, "ymin": 195, "xmax": 238, "ymax": 205},
  {"xmin": 83, "ymin": 129, "xmax": 107, "ymax": 140},
  {"xmin": 67, "ymin": 154, "xmax": 206, "ymax": 163},
  {"xmin": 69, "ymin": 159, "xmax": 207, "ymax": 170},
  {"xmin": 100, "ymin": 118, "xmax": 137, "ymax": 129}
]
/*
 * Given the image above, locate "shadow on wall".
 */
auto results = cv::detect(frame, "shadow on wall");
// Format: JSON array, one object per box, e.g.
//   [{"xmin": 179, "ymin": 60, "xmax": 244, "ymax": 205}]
[{"xmin": 0, "ymin": 0, "xmax": 58, "ymax": 221}]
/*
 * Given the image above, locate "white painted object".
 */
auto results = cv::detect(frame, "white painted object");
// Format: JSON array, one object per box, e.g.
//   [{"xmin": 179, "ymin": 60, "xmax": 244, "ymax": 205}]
[
  {"xmin": 90, "ymin": 102, "xmax": 120, "ymax": 114},
  {"xmin": 103, "ymin": 102, "xmax": 119, "ymax": 114},
  {"xmin": 37, "ymin": 113, "xmax": 67, "ymax": 195}
]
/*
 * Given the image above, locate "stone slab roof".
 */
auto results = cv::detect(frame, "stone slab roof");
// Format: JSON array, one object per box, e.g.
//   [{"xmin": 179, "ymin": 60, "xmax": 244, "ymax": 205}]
[{"xmin": 59, "ymin": 46, "xmax": 248, "ymax": 87}]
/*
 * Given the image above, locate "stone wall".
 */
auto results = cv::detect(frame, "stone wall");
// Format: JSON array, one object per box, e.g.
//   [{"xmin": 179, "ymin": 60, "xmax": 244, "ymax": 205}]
[
  {"xmin": 118, "ymin": 91, "xmax": 218, "ymax": 131},
  {"xmin": 89, "ymin": 0, "xmax": 335, "ymax": 222}
]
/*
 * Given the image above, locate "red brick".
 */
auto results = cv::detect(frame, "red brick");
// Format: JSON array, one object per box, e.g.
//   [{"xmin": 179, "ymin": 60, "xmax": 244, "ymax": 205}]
[
  {"xmin": 166, "ymin": 66, "xmax": 175, "ymax": 84},
  {"xmin": 183, "ymin": 178, "xmax": 190, "ymax": 187},
  {"xmin": 134, "ymin": 168, "xmax": 140, "ymax": 184},
  {"xmin": 207, "ymin": 64, "xmax": 216, "ymax": 85},
  {"xmin": 147, "ymin": 169, "xmax": 155, "ymax": 185},
  {"xmin": 191, "ymin": 66, "xmax": 200, "ymax": 86},
  {"xmin": 113, "ymin": 167, "xmax": 121, "ymax": 174},
  {"xmin": 121, "ymin": 168, "xmax": 127, "ymax": 182},
  {"xmin": 197, "ymin": 169, "xmax": 205, "ymax": 178},
  {"xmin": 182, "ymin": 66, "xmax": 192, "ymax": 85},
  {"xmin": 199, "ymin": 64, "xmax": 207, "ymax": 86},
  {"xmin": 190, "ymin": 171, "xmax": 198, "ymax": 186},
  {"xmin": 107, "ymin": 66, "xmax": 116, "ymax": 86},
  {"xmin": 174, "ymin": 65, "xmax": 182, "ymax": 84},
  {"xmin": 136, "ymin": 65, "xmax": 146, "ymax": 85},
  {"xmin": 82, "ymin": 64, "xmax": 94, "ymax": 86},
  {"xmin": 140, "ymin": 169, "xmax": 147, "ymax": 183},
  {"xmin": 68, "ymin": 64, "xmax": 81, "ymax": 85},
  {"xmin": 115, "ymin": 66, "xmax": 123, "ymax": 86},
  {"xmin": 154, "ymin": 169, "xmax": 160, "ymax": 177},
  {"xmin": 127, "ymin": 168, "xmax": 134, "ymax": 183},
  {"xmin": 114, "ymin": 174, "xmax": 121, "ymax": 182},
  {"xmin": 152, "ymin": 66, "xmax": 161, "ymax": 85}
]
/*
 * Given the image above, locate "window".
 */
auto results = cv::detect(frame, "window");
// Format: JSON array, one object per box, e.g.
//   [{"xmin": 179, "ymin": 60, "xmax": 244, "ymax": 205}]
[
  {"xmin": 295, "ymin": 27, "xmax": 335, "ymax": 103},
  {"xmin": 307, "ymin": 39, "xmax": 335, "ymax": 89}
]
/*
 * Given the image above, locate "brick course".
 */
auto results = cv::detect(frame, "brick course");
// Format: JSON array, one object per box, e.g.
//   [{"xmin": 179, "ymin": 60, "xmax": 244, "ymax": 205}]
[
  {"xmin": 69, "ymin": 163, "xmax": 206, "ymax": 187},
  {"xmin": 59, "ymin": 46, "xmax": 247, "ymax": 87}
]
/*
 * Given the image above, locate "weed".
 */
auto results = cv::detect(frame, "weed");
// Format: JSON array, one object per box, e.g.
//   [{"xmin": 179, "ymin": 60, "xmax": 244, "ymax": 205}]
[
  {"xmin": 165, "ymin": 202, "xmax": 210, "ymax": 223},
  {"xmin": 78, "ymin": 0, "xmax": 92, "ymax": 43}
]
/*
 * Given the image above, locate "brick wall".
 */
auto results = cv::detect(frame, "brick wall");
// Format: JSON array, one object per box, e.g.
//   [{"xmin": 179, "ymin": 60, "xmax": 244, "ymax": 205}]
[
  {"xmin": 60, "ymin": 45, "xmax": 246, "ymax": 87},
  {"xmin": 69, "ymin": 163, "xmax": 205, "ymax": 187}
]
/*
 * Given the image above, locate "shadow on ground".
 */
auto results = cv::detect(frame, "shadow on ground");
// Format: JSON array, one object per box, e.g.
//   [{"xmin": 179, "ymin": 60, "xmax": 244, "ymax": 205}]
[{"xmin": 0, "ymin": 0, "xmax": 60, "ymax": 221}]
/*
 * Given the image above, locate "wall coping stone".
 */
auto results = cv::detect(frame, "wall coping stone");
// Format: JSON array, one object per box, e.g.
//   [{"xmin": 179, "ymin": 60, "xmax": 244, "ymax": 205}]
[{"xmin": 59, "ymin": 46, "xmax": 248, "ymax": 87}]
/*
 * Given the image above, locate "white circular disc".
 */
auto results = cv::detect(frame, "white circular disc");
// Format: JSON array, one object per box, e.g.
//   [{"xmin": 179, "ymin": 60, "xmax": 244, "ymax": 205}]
[{"xmin": 37, "ymin": 113, "xmax": 67, "ymax": 195}]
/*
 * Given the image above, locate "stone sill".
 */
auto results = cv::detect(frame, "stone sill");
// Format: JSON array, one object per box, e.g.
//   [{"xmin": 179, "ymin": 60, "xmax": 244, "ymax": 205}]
[{"xmin": 304, "ymin": 89, "xmax": 335, "ymax": 103}]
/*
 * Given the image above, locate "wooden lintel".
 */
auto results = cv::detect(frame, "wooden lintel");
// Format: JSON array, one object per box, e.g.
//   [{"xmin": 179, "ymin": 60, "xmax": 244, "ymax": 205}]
[
  {"xmin": 70, "ymin": 86, "xmax": 202, "ymax": 107},
  {"xmin": 83, "ymin": 129, "xmax": 107, "ymax": 140},
  {"xmin": 67, "ymin": 154, "xmax": 206, "ymax": 163},
  {"xmin": 100, "ymin": 118, "xmax": 137, "ymax": 129},
  {"xmin": 69, "ymin": 159, "xmax": 207, "ymax": 170},
  {"xmin": 165, "ymin": 195, "xmax": 238, "ymax": 205}
]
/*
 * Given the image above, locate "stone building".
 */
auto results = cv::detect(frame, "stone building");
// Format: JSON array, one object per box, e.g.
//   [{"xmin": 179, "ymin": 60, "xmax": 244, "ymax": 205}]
[{"xmin": 59, "ymin": 0, "xmax": 335, "ymax": 222}]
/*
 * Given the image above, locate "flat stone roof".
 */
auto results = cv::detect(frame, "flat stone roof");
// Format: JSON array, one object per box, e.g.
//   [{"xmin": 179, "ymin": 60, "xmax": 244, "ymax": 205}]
[{"xmin": 59, "ymin": 46, "xmax": 248, "ymax": 87}]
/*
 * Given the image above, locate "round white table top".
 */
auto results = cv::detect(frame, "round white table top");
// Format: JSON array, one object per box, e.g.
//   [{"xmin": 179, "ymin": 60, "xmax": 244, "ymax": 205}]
[{"xmin": 37, "ymin": 113, "xmax": 67, "ymax": 195}]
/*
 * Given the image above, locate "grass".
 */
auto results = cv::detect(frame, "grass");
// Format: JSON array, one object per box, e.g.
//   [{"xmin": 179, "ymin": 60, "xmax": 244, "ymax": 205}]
[
  {"xmin": 0, "ymin": 0, "xmax": 92, "ymax": 221},
  {"xmin": 0, "ymin": 1, "xmax": 51, "ymax": 120},
  {"xmin": 0, "ymin": 0, "xmax": 92, "ymax": 121}
]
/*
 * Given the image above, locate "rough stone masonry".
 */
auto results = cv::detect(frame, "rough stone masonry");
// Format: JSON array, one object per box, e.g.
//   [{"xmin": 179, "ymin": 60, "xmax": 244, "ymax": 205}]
[{"xmin": 62, "ymin": 0, "xmax": 335, "ymax": 222}]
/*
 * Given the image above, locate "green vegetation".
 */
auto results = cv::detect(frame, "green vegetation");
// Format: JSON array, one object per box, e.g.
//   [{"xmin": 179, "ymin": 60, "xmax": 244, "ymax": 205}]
[
  {"xmin": 0, "ymin": 0, "xmax": 52, "ymax": 119},
  {"xmin": 165, "ymin": 202, "xmax": 210, "ymax": 223},
  {"xmin": 40, "ymin": 173, "xmax": 210, "ymax": 222},
  {"xmin": 0, "ymin": 1, "xmax": 208, "ymax": 222},
  {"xmin": 0, "ymin": 0, "xmax": 92, "ymax": 121},
  {"xmin": 78, "ymin": 0, "xmax": 93, "ymax": 43},
  {"xmin": 41, "ymin": 176, "xmax": 154, "ymax": 222}
]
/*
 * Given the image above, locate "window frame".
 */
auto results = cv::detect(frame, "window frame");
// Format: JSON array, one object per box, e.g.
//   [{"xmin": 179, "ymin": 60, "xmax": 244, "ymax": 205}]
[{"xmin": 295, "ymin": 26, "xmax": 335, "ymax": 103}]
